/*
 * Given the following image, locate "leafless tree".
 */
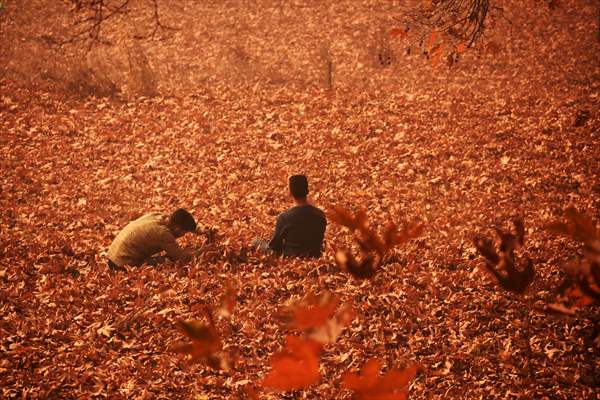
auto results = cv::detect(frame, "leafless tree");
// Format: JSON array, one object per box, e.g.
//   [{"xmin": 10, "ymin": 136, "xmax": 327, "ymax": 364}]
[
  {"xmin": 408, "ymin": 0, "xmax": 493, "ymax": 48},
  {"xmin": 61, "ymin": 0, "xmax": 177, "ymax": 44}
]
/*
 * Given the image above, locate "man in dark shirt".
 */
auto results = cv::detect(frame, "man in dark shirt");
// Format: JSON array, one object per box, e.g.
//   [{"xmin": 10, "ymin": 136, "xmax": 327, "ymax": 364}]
[{"xmin": 256, "ymin": 175, "xmax": 326, "ymax": 258}]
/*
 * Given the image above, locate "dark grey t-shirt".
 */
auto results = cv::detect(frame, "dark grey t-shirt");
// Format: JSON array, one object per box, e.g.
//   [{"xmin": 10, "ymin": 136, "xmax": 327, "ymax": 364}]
[{"xmin": 268, "ymin": 204, "xmax": 326, "ymax": 258}]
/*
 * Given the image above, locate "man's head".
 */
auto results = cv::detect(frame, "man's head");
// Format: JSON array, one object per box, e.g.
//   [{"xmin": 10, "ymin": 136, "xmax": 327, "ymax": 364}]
[
  {"xmin": 289, "ymin": 174, "xmax": 309, "ymax": 201},
  {"xmin": 169, "ymin": 208, "xmax": 197, "ymax": 238}
]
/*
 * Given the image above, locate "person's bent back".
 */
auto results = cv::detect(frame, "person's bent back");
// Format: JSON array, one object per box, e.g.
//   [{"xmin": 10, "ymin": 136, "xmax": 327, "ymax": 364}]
[
  {"xmin": 268, "ymin": 175, "xmax": 326, "ymax": 258},
  {"xmin": 107, "ymin": 208, "xmax": 196, "ymax": 269}
]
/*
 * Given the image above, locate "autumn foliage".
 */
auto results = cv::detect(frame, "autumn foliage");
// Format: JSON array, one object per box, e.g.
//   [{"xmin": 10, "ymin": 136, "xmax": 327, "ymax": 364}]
[
  {"xmin": 473, "ymin": 209, "xmax": 599, "ymax": 318},
  {"xmin": 259, "ymin": 336, "xmax": 322, "ymax": 391},
  {"xmin": 473, "ymin": 219, "xmax": 535, "ymax": 294},
  {"xmin": 547, "ymin": 208, "xmax": 600, "ymax": 310},
  {"xmin": 343, "ymin": 359, "xmax": 420, "ymax": 400},
  {"xmin": 170, "ymin": 308, "xmax": 228, "ymax": 370},
  {"xmin": 329, "ymin": 206, "xmax": 423, "ymax": 279},
  {"xmin": 172, "ymin": 285, "xmax": 421, "ymax": 397},
  {"xmin": 1, "ymin": 1, "xmax": 598, "ymax": 395}
]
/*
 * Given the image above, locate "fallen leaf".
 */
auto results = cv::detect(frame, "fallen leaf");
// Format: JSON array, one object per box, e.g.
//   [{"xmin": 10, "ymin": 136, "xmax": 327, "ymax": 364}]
[
  {"xmin": 343, "ymin": 358, "xmax": 420, "ymax": 400},
  {"xmin": 260, "ymin": 336, "xmax": 322, "ymax": 391},
  {"xmin": 217, "ymin": 280, "xmax": 237, "ymax": 318},
  {"xmin": 389, "ymin": 28, "xmax": 407, "ymax": 39},
  {"xmin": 171, "ymin": 317, "xmax": 222, "ymax": 362},
  {"xmin": 283, "ymin": 291, "xmax": 340, "ymax": 331},
  {"xmin": 473, "ymin": 219, "xmax": 534, "ymax": 294}
]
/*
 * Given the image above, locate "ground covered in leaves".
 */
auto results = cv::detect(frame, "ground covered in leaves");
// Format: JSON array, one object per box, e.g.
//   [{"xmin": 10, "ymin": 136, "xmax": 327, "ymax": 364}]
[{"xmin": 1, "ymin": 2, "xmax": 600, "ymax": 400}]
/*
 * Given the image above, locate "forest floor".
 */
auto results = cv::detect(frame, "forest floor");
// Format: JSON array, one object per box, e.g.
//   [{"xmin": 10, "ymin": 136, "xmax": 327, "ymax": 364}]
[{"xmin": 1, "ymin": 2, "xmax": 600, "ymax": 400}]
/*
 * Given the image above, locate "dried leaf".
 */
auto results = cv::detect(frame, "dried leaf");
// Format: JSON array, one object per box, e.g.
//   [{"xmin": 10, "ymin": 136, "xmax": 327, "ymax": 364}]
[
  {"xmin": 283, "ymin": 291, "xmax": 340, "ymax": 331},
  {"xmin": 217, "ymin": 280, "xmax": 237, "ymax": 318},
  {"xmin": 171, "ymin": 317, "xmax": 222, "ymax": 362},
  {"xmin": 456, "ymin": 42, "xmax": 467, "ymax": 54},
  {"xmin": 328, "ymin": 205, "xmax": 368, "ymax": 231},
  {"xmin": 546, "ymin": 207, "xmax": 599, "ymax": 244},
  {"xmin": 260, "ymin": 336, "xmax": 322, "ymax": 391},
  {"xmin": 356, "ymin": 227, "xmax": 386, "ymax": 256},
  {"xmin": 430, "ymin": 43, "xmax": 445, "ymax": 66},
  {"xmin": 485, "ymin": 41, "xmax": 502, "ymax": 55},
  {"xmin": 343, "ymin": 358, "xmax": 420, "ymax": 400},
  {"xmin": 383, "ymin": 221, "xmax": 424, "ymax": 250},
  {"xmin": 308, "ymin": 303, "xmax": 355, "ymax": 344},
  {"xmin": 427, "ymin": 31, "xmax": 439, "ymax": 50},
  {"xmin": 243, "ymin": 385, "xmax": 261, "ymax": 400},
  {"xmin": 389, "ymin": 28, "xmax": 407, "ymax": 39},
  {"xmin": 335, "ymin": 250, "xmax": 377, "ymax": 280},
  {"xmin": 331, "ymin": 206, "xmax": 423, "ymax": 280},
  {"xmin": 473, "ymin": 219, "xmax": 535, "ymax": 294},
  {"xmin": 546, "ymin": 302, "xmax": 577, "ymax": 315},
  {"xmin": 547, "ymin": 208, "xmax": 600, "ymax": 305}
]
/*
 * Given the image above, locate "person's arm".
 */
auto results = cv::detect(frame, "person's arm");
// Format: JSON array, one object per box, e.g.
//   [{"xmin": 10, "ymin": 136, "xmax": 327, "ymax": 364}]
[
  {"xmin": 162, "ymin": 233, "xmax": 191, "ymax": 263},
  {"xmin": 268, "ymin": 214, "xmax": 287, "ymax": 254},
  {"xmin": 196, "ymin": 225, "xmax": 219, "ymax": 243}
]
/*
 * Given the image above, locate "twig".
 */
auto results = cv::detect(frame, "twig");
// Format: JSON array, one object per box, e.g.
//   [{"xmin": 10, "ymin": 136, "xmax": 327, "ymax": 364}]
[
  {"xmin": 133, "ymin": 0, "xmax": 180, "ymax": 40},
  {"xmin": 61, "ymin": 0, "xmax": 179, "ymax": 46}
]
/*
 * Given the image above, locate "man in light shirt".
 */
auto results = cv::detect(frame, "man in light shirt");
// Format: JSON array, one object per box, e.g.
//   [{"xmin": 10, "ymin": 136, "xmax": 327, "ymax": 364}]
[{"xmin": 107, "ymin": 209, "xmax": 197, "ymax": 270}]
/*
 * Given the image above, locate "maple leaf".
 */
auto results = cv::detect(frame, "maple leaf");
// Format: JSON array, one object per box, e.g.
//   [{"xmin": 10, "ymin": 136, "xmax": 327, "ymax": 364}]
[
  {"xmin": 281, "ymin": 291, "xmax": 355, "ymax": 344},
  {"xmin": 547, "ymin": 275, "xmax": 596, "ymax": 314},
  {"xmin": 343, "ymin": 358, "xmax": 420, "ymax": 400},
  {"xmin": 216, "ymin": 280, "xmax": 237, "ymax": 319},
  {"xmin": 456, "ymin": 42, "xmax": 467, "ymax": 54},
  {"xmin": 383, "ymin": 221, "xmax": 424, "ymax": 251},
  {"xmin": 96, "ymin": 323, "xmax": 115, "ymax": 337},
  {"xmin": 39, "ymin": 258, "xmax": 66, "ymax": 274},
  {"xmin": 546, "ymin": 208, "xmax": 600, "ymax": 305},
  {"xmin": 283, "ymin": 291, "xmax": 341, "ymax": 331},
  {"xmin": 356, "ymin": 227, "xmax": 386, "ymax": 256},
  {"xmin": 328, "ymin": 205, "xmax": 368, "ymax": 231},
  {"xmin": 427, "ymin": 31, "xmax": 439, "ymax": 50},
  {"xmin": 243, "ymin": 385, "xmax": 261, "ymax": 400},
  {"xmin": 546, "ymin": 302, "xmax": 577, "ymax": 315},
  {"xmin": 331, "ymin": 206, "xmax": 423, "ymax": 280},
  {"xmin": 335, "ymin": 249, "xmax": 377, "ymax": 280},
  {"xmin": 546, "ymin": 207, "xmax": 599, "ymax": 246},
  {"xmin": 171, "ymin": 309, "xmax": 222, "ymax": 364},
  {"xmin": 308, "ymin": 303, "xmax": 355, "ymax": 345},
  {"xmin": 389, "ymin": 28, "xmax": 407, "ymax": 39},
  {"xmin": 496, "ymin": 218, "xmax": 525, "ymax": 252},
  {"xmin": 546, "ymin": 0, "xmax": 562, "ymax": 11},
  {"xmin": 485, "ymin": 41, "xmax": 502, "ymax": 55},
  {"xmin": 473, "ymin": 219, "xmax": 535, "ymax": 294},
  {"xmin": 579, "ymin": 264, "xmax": 600, "ymax": 301},
  {"xmin": 430, "ymin": 43, "xmax": 445, "ymax": 66},
  {"xmin": 573, "ymin": 109, "xmax": 590, "ymax": 127},
  {"xmin": 555, "ymin": 260, "xmax": 600, "ymax": 305},
  {"xmin": 260, "ymin": 336, "xmax": 322, "ymax": 391}
]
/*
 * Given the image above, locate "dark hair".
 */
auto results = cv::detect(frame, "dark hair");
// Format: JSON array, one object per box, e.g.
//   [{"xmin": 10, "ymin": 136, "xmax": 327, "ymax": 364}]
[
  {"xmin": 289, "ymin": 175, "xmax": 309, "ymax": 199},
  {"xmin": 170, "ymin": 209, "xmax": 197, "ymax": 232}
]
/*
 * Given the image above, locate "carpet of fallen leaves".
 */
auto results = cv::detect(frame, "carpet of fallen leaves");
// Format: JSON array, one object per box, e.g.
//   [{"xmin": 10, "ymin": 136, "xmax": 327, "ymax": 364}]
[{"xmin": 1, "ymin": 2, "xmax": 600, "ymax": 400}]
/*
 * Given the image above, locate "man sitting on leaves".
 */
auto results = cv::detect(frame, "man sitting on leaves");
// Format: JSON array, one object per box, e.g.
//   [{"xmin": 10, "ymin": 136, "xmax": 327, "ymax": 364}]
[
  {"xmin": 254, "ymin": 175, "xmax": 327, "ymax": 258},
  {"xmin": 107, "ymin": 208, "xmax": 199, "ymax": 271}
]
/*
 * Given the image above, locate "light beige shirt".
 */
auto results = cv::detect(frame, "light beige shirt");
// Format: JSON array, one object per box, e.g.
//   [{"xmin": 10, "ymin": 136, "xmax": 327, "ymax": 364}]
[{"xmin": 108, "ymin": 212, "xmax": 186, "ymax": 266}]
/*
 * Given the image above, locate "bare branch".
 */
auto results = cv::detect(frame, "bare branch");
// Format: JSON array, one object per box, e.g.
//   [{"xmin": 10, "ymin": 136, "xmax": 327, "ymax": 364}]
[
  {"xmin": 133, "ymin": 0, "xmax": 179, "ymax": 40},
  {"xmin": 61, "ymin": 0, "xmax": 179, "ymax": 46},
  {"xmin": 393, "ymin": 0, "xmax": 502, "ymax": 63}
]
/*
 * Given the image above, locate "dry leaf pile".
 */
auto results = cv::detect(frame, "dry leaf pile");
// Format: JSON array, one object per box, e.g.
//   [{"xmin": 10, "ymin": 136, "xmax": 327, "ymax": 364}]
[{"xmin": 1, "ymin": 1, "xmax": 600, "ymax": 399}]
